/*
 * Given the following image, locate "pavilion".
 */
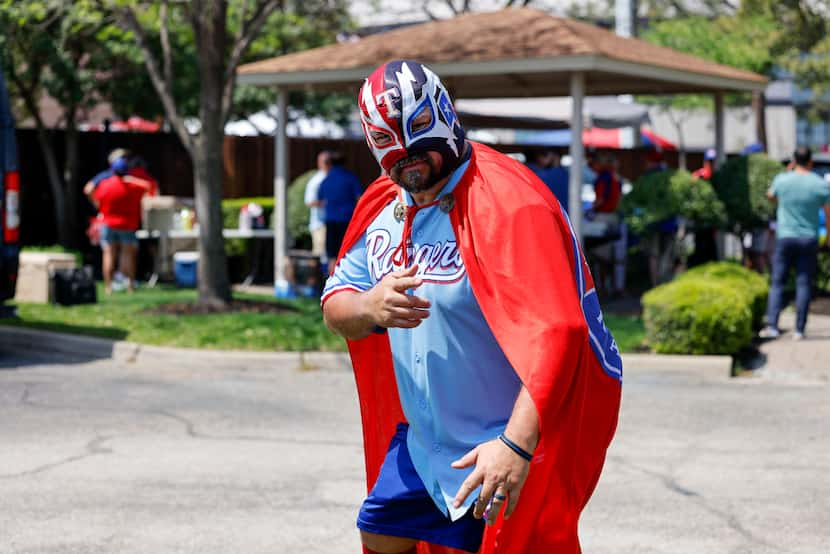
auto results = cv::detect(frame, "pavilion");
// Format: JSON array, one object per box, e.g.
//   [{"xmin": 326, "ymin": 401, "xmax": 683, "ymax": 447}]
[{"xmin": 236, "ymin": 7, "xmax": 766, "ymax": 293}]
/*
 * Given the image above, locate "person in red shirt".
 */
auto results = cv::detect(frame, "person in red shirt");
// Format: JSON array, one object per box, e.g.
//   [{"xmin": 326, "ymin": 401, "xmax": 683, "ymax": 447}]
[
  {"xmin": 84, "ymin": 157, "xmax": 152, "ymax": 293},
  {"xmin": 692, "ymin": 148, "xmax": 716, "ymax": 181},
  {"xmin": 591, "ymin": 152, "xmax": 622, "ymax": 213},
  {"xmin": 127, "ymin": 155, "xmax": 159, "ymax": 197}
]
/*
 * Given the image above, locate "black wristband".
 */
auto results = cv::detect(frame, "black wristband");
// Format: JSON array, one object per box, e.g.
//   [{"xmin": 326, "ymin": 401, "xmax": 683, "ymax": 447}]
[{"xmin": 498, "ymin": 433, "xmax": 533, "ymax": 462}]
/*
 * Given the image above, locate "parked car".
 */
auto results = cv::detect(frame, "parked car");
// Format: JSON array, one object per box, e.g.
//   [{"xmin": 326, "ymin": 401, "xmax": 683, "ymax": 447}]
[{"xmin": 0, "ymin": 65, "xmax": 20, "ymax": 307}]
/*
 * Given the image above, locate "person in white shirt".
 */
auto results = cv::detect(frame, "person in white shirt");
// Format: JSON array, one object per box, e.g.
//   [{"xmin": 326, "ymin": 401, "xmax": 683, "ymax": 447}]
[{"xmin": 304, "ymin": 150, "xmax": 331, "ymax": 261}]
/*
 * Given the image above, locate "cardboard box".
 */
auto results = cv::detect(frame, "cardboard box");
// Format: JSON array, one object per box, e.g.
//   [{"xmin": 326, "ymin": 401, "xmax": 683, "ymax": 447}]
[{"xmin": 15, "ymin": 252, "xmax": 78, "ymax": 304}]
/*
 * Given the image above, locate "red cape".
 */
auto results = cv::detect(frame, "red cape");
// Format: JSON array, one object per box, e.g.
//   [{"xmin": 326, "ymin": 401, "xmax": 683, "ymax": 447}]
[{"xmin": 331, "ymin": 142, "xmax": 621, "ymax": 554}]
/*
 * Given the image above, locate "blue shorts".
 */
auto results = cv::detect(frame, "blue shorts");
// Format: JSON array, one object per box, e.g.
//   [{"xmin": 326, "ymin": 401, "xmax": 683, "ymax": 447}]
[
  {"xmin": 100, "ymin": 225, "xmax": 137, "ymax": 247},
  {"xmin": 357, "ymin": 423, "xmax": 485, "ymax": 553}
]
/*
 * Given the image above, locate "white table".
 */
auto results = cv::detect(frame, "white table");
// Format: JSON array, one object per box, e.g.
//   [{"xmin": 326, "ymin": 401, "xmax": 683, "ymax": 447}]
[
  {"xmin": 136, "ymin": 228, "xmax": 275, "ymax": 286},
  {"xmin": 136, "ymin": 228, "xmax": 275, "ymax": 240}
]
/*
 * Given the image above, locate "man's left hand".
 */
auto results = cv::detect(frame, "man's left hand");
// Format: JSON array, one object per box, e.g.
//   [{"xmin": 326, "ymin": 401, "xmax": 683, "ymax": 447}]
[{"xmin": 451, "ymin": 438, "xmax": 531, "ymax": 525}]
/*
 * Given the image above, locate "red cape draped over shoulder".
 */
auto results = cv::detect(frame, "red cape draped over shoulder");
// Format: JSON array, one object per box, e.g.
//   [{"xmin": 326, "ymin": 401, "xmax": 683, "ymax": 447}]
[{"xmin": 329, "ymin": 142, "xmax": 622, "ymax": 554}]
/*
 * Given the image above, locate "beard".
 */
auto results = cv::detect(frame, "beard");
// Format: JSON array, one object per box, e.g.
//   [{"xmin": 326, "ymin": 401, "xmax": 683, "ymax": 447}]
[{"xmin": 390, "ymin": 153, "xmax": 440, "ymax": 194}]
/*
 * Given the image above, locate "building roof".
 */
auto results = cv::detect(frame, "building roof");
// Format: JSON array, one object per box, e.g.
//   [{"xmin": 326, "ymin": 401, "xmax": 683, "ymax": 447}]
[{"xmin": 238, "ymin": 8, "xmax": 766, "ymax": 97}]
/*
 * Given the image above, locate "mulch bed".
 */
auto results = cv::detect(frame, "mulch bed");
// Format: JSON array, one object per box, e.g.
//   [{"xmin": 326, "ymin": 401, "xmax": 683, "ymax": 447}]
[{"xmin": 145, "ymin": 299, "xmax": 298, "ymax": 316}]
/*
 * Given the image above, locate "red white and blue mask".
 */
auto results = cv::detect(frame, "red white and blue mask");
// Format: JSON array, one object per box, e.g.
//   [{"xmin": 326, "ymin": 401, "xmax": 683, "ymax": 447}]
[{"xmin": 359, "ymin": 60, "xmax": 465, "ymax": 180}]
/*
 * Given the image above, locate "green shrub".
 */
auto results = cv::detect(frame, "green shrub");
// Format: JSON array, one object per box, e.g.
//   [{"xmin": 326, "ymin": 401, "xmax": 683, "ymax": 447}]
[
  {"xmin": 620, "ymin": 169, "xmax": 726, "ymax": 236},
  {"xmin": 221, "ymin": 197, "xmax": 275, "ymax": 257},
  {"xmin": 22, "ymin": 245, "xmax": 83, "ymax": 266},
  {"xmin": 642, "ymin": 277, "xmax": 753, "ymax": 355},
  {"xmin": 817, "ymin": 248, "xmax": 830, "ymax": 294},
  {"xmin": 711, "ymin": 154, "xmax": 782, "ymax": 232},
  {"xmin": 288, "ymin": 170, "xmax": 316, "ymax": 248},
  {"xmin": 220, "ymin": 170, "xmax": 317, "ymax": 256},
  {"xmin": 677, "ymin": 261, "xmax": 769, "ymax": 330}
]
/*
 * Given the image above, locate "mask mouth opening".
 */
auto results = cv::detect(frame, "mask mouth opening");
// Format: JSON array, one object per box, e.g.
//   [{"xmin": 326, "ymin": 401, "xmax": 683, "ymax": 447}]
[
  {"xmin": 391, "ymin": 152, "xmax": 430, "ymax": 174},
  {"xmin": 391, "ymin": 152, "xmax": 439, "ymax": 193}
]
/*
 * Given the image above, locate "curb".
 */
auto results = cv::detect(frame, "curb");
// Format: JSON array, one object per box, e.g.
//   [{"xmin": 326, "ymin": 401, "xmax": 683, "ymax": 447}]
[
  {"xmin": 0, "ymin": 326, "xmax": 352, "ymax": 371},
  {"xmin": 621, "ymin": 353, "xmax": 733, "ymax": 380},
  {"xmin": 1, "ymin": 326, "xmax": 731, "ymax": 379}
]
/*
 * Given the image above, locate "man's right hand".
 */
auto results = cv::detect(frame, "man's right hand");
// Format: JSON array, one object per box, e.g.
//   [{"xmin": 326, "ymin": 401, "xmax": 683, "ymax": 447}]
[{"xmin": 365, "ymin": 264, "xmax": 431, "ymax": 329}]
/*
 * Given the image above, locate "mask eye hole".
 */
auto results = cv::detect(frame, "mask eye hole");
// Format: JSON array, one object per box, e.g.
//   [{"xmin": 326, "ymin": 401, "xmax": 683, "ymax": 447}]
[
  {"xmin": 409, "ymin": 104, "xmax": 434, "ymax": 136},
  {"xmin": 370, "ymin": 130, "xmax": 394, "ymax": 148}
]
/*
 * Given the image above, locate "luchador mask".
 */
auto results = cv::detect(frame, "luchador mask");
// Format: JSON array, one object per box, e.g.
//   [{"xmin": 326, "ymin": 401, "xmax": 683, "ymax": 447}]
[{"xmin": 358, "ymin": 60, "xmax": 466, "ymax": 183}]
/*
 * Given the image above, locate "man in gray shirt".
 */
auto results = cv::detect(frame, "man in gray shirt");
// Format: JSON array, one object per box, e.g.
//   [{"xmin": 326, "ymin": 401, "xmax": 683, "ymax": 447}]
[{"xmin": 760, "ymin": 146, "xmax": 830, "ymax": 340}]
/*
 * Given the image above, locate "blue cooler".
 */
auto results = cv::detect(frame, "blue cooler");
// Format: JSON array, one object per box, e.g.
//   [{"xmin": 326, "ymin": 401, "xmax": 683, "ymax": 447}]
[{"xmin": 173, "ymin": 251, "xmax": 198, "ymax": 287}]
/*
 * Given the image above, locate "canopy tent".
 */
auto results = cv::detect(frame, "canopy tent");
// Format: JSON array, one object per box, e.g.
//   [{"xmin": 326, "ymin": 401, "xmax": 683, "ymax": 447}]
[
  {"xmin": 456, "ymin": 96, "xmax": 651, "ymax": 130},
  {"xmin": 236, "ymin": 7, "xmax": 766, "ymax": 294},
  {"xmin": 224, "ymin": 107, "xmax": 352, "ymax": 138},
  {"xmin": 516, "ymin": 126, "xmax": 676, "ymax": 150}
]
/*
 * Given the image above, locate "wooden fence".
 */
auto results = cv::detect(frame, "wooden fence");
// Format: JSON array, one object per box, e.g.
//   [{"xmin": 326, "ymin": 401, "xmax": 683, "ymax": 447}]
[{"xmin": 15, "ymin": 128, "xmax": 703, "ymax": 247}]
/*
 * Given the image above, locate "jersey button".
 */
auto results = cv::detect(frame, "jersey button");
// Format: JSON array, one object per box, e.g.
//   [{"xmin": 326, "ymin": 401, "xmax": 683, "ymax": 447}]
[
  {"xmin": 419, "ymin": 399, "xmax": 428, "ymax": 410},
  {"xmin": 432, "ymin": 442, "xmax": 442, "ymax": 453},
  {"xmin": 415, "ymin": 353, "xmax": 421, "ymax": 364}
]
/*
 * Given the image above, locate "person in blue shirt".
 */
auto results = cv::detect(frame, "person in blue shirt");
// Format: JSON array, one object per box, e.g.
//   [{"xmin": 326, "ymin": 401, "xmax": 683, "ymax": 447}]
[
  {"xmin": 318, "ymin": 151, "xmax": 363, "ymax": 272},
  {"xmin": 84, "ymin": 148, "xmax": 129, "ymax": 192},
  {"xmin": 525, "ymin": 148, "xmax": 569, "ymax": 213},
  {"xmin": 304, "ymin": 150, "xmax": 332, "ymax": 262},
  {"xmin": 760, "ymin": 146, "xmax": 830, "ymax": 340}
]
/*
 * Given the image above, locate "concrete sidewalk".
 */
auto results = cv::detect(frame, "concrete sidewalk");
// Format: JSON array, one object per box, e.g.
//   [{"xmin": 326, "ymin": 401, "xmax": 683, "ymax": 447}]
[
  {"xmin": 752, "ymin": 312, "xmax": 830, "ymax": 383},
  {"xmin": 0, "ymin": 325, "xmax": 733, "ymax": 379}
]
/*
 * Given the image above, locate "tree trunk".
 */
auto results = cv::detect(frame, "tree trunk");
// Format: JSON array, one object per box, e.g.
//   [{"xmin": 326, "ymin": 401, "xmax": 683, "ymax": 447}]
[
  {"xmin": 675, "ymin": 120, "xmax": 686, "ymax": 169},
  {"xmin": 752, "ymin": 90, "xmax": 767, "ymax": 150},
  {"xmin": 668, "ymin": 109, "xmax": 687, "ymax": 170},
  {"xmin": 35, "ymin": 126, "xmax": 70, "ymax": 245},
  {"xmin": 17, "ymin": 83, "xmax": 70, "ymax": 245},
  {"xmin": 193, "ymin": 1, "xmax": 231, "ymax": 306},
  {"xmin": 193, "ymin": 136, "xmax": 231, "ymax": 307},
  {"xmin": 63, "ymin": 110, "xmax": 81, "ymax": 248}
]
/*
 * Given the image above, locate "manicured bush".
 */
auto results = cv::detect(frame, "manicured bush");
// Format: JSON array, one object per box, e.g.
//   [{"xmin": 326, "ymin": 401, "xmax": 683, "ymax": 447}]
[
  {"xmin": 221, "ymin": 197, "xmax": 275, "ymax": 257},
  {"xmin": 620, "ymin": 169, "xmax": 726, "ymax": 235},
  {"xmin": 678, "ymin": 261, "xmax": 769, "ymax": 330},
  {"xmin": 711, "ymin": 153, "xmax": 782, "ymax": 232},
  {"xmin": 642, "ymin": 277, "xmax": 753, "ymax": 355}
]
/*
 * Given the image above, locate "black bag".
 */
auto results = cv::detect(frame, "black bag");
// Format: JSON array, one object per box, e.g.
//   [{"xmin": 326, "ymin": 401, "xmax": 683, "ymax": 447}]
[{"xmin": 49, "ymin": 266, "xmax": 97, "ymax": 306}]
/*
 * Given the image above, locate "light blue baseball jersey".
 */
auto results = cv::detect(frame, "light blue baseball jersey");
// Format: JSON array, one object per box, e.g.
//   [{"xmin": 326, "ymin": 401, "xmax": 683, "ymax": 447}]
[{"xmin": 322, "ymin": 160, "xmax": 522, "ymax": 521}]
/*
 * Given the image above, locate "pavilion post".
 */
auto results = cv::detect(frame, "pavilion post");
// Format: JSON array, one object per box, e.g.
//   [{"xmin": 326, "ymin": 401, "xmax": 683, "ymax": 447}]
[
  {"xmin": 714, "ymin": 91, "xmax": 725, "ymax": 168},
  {"xmin": 569, "ymin": 72, "xmax": 585, "ymax": 241},
  {"xmin": 274, "ymin": 88, "xmax": 291, "ymax": 297}
]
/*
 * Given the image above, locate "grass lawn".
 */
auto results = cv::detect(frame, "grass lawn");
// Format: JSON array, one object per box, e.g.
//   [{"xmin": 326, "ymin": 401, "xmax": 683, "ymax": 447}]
[
  {"xmin": 2, "ymin": 284, "xmax": 645, "ymax": 353},
  {"xmin": 604, "ymin": 313, "xmax": 646, "ymax": 353},
  {"xmin": 3, "ymin": 284, "xmax": 345, "ymax": 352}
]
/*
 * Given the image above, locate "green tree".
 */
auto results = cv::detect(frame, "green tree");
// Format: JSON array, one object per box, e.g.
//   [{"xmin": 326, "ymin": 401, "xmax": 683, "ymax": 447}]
[
  {"xmin": 711, "ymin": 153, "xmax": 781, "ymax": 235},
  {"xmin": 0, "ymin": 0, "xmax": 125, "ymax": 246},
  {"xmin": 641, "ymin": 2, "xmax": 830, "ymax": 154},
  {"xmin": 228, "ymin": 6, "xmax": 353, "ymax": 130},
  {"xmin": 98, "ymin": 0, "xmax": 282, "ymax": 307},
  {"xmin": 619, "ymin": 169, "xmax": 726, "ymax": 236},
  {"xmin": 98, "ymin": 0, "xmax": 350, "ymax": 306},
  {"xmin": 638, "ymin": 13, "xmax": 777, "ymax": 165},
  {"xmin": 566, "ymin": 0, "xmax": 740, "ymax": 21}
]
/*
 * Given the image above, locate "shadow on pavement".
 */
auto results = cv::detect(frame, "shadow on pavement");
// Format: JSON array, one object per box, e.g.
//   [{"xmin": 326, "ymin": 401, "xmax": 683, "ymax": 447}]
[{"xmin": 0, "ymin": 323, "xmax": 127, "ymax": 368}]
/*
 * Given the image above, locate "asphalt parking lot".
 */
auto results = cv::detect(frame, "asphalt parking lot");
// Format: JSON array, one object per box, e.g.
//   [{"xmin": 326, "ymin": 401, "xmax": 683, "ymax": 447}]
[{"xmin": 1, "ymin": 343, "xmax": 827, "ymax": 553}]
